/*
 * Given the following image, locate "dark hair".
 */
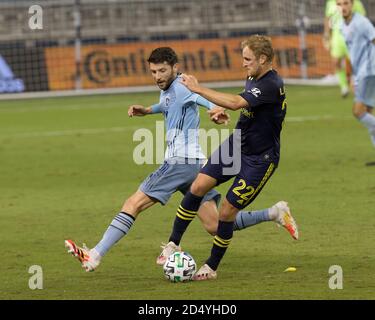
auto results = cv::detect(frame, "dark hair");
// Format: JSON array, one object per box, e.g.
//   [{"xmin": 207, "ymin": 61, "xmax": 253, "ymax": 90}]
[{"xmin": 147, "ymin": 47, "xmax": 178, "ymax": 66}]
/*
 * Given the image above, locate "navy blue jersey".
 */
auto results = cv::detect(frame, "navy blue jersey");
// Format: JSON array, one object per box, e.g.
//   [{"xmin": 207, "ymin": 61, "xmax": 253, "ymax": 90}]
[{"xmin": 237, "ymin": 70, "xmax": 286, "ymax": 157}]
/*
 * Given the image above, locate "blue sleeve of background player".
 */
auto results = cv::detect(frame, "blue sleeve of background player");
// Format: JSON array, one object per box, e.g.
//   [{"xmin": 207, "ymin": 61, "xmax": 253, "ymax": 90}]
[{"xmin": 362, "ymin": 17, "xmax": 375, "ymax": 41}]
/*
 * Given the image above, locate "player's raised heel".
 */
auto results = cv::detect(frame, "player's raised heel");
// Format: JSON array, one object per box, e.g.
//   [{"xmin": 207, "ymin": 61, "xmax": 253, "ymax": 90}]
[
  {"xmin": 273, "ymin": 201, "xmax": 299, "ymax": 240},
  {"xmin": 156, "ymin": 241, "xmax": 181, "ymax": 266},
  {"xmin": 192, "ymin": 264, "xmax": 217, "ymax": 281}
]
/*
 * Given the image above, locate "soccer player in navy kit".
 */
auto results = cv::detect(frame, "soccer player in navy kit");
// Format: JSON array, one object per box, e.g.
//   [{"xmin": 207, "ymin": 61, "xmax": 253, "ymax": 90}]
[{"xmin": 158, "ymin": 35, "xmax": 298, "ymax": 280}]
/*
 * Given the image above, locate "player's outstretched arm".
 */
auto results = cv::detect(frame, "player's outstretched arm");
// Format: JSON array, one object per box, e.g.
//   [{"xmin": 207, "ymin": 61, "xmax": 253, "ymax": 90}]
[
  {"xmin": 180, "ymin": 74, "xmax": 248, "ymax": 111},
  {"xmin": 128, "ymin": 105, "xmax": 153, "ymax": 117}
]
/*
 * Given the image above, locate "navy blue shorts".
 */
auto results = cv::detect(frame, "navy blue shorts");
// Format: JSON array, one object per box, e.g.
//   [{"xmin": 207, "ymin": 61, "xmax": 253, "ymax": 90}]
[{"xmin": 201, "ymin": 139, "xmax": 278, "ymax": 210}]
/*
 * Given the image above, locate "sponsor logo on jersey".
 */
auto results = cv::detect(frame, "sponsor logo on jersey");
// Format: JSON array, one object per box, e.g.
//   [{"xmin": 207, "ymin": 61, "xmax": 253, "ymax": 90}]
[{"xmin": 248, "ymin": 87, "xmax": 261, "ymax": 97}]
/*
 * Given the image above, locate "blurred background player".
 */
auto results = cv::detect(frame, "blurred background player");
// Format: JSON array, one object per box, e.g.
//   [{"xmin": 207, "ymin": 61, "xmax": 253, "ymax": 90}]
[
  {"xmin": 337, "ymin": 0, "xmax": 375, "ymax": 160},
  {"xmin": 323, "ymin": 0, "xmax": 366, "ymax": 98},
  {"xmin": 65, "ymin": 47, "xmax": 296, "ymax": 272}
]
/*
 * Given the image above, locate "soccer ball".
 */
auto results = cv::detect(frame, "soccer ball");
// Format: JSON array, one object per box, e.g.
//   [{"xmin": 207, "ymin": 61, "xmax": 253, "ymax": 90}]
[{"xmin": 163, "ymin": 251, "xmax": 197, "ymax": 282}]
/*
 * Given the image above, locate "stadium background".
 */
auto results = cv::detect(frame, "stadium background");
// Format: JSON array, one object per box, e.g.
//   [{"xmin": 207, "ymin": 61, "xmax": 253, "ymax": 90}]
[{"xmin": 1, "ymin": 0, "xmax": 375, "ymax": 94}]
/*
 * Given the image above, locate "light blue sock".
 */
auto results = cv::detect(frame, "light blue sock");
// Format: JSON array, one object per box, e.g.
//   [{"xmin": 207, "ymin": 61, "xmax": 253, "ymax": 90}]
[
  {"xmin": 94, "ymin": 212, "xmax": 135, "ymax": 257},
  {"xmin": 359, "ymin": 113, "xmax": 375, "ymax": 130},
  {"xmin": 233, "ymin": 209, "xmax": 271, "ymax": 231},
  {"xmin": 359, "ymin": 113, "xmax": 375, "ymax": 147}
]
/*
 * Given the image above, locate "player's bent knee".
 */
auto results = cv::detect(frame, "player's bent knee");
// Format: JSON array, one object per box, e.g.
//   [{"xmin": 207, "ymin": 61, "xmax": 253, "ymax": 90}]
[
  {"xmin": 190, "ymin": 181, "xmax": 209, "ymax": 197},
  {"xmin": 190, "ymin": 174, "xmax": 217, "ymax": 196},
  {"xmin": 353, "ymin": 108, "xmax": 366, "ymax": 118},
  {"xmin": 353, "ymin": 103, "xmax": 367, "ymax": 118}
]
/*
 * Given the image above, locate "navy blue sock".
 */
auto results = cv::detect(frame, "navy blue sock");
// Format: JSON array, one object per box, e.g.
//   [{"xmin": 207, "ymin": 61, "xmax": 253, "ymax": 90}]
[
  {"xmin": 206, "ymin": 220, "xmax": 234, "ymax": 271},
  {"xmin": 169, "ymin": 191, "xmax": 203, "ymax": 245}
]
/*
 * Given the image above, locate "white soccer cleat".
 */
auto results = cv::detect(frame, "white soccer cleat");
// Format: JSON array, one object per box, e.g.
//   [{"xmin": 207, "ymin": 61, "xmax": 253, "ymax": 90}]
[
  {"xmin": 341, "ymin": 87, "xmax": 349, "ymax": 98},
  {"xmin": 192, "ymin": 264, "xmax": 217, "ymax": 281},
  {"xmin": 273, "ymin": 201, "xmax": 299, "ymax": 240},
  {"xmin": 65, "ymin": 239, "xmax": 101, "ymax": 272},
  {"xmin": 156, "ymin": 241, "xmax": 181, "ymax": 266}
]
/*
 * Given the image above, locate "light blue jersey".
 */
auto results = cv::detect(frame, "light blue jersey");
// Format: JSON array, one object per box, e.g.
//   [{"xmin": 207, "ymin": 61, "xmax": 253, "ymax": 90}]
[
  {"xmin": 139, "ymin": 75, "xmax": 219, "ymax": 206},
  {"xmin": 341, "ymin": 13, "xmax": 375, "ymax": 81},
  {"xmin": 151, "ymin": 75, "xmax": 213, "ymax": 160}
]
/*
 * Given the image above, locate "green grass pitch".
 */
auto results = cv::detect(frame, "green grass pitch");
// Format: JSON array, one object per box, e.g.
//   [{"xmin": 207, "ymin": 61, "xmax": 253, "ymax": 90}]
[{"xmin": 0, "ymin": 86, "xmax": 374, "ymax": 299}]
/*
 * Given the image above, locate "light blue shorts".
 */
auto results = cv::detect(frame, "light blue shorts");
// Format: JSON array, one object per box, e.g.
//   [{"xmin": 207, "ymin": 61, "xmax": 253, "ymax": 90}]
[
  {"xmin": 140, "ymin": 158, "xmax": 221, "ymax": 206},
  {"xmin": 355, "ymin": 76, "xmax": 375, "ymax": 108}
]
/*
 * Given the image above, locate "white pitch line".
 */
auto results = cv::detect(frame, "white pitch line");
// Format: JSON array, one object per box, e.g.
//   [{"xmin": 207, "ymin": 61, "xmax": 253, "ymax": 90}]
[
  {"xmin": 1, "ymin": 126, "xmax": 138, "ymax": 139},
  {"xmin": 287, "ymin": 115, "xmax": 352, "ymax": 122},
  {"xmin": 0, "ymin": 104, "xmax": 125, "ymax": 114},
  {"xmin": 0, "ymin": 115, "xmax": 352, "ymax": 139},
  {"xmin": 0, "ymin": 79, "xmax": 337, "ymax": 101}
]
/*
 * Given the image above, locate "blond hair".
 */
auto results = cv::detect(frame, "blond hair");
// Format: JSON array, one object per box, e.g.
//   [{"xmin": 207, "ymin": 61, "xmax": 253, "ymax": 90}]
[{"xmin": 241, "ymin": 35, "xmax": 274, "ymax": 63}]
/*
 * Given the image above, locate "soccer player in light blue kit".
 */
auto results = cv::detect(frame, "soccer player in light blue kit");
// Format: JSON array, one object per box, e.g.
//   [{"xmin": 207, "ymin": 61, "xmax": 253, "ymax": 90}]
[
  {"xmin": 337, "ymin": 0, "xmax": 375, "ymax": 158},
  {"xmin": 65, "ymin": 47, "xmax": 295, "ymax": 272}
]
